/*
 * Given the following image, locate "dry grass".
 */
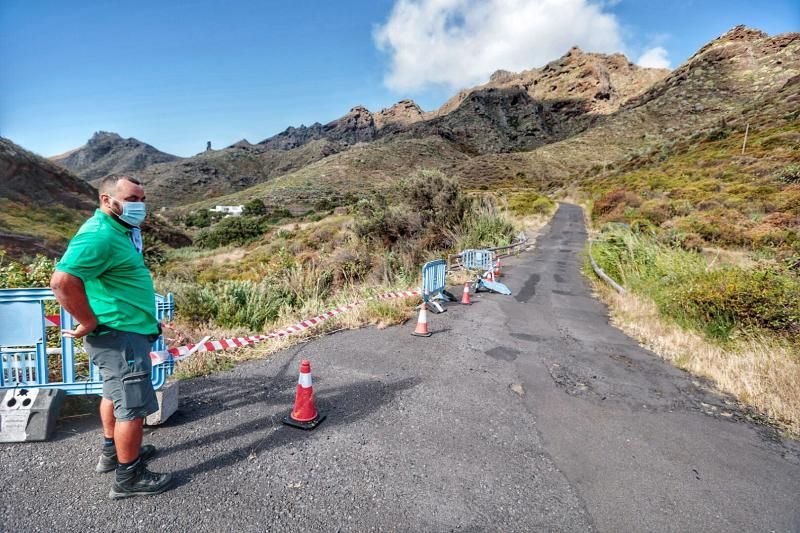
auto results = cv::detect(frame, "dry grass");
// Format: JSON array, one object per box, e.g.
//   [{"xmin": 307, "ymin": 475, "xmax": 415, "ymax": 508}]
[
  {"xmin": 593, "ymin": 281, "xmax": 800, "ymax": 437},
  {"xmin": 699, "ymin": 246, "xmax": 757, "ymax": 270}
]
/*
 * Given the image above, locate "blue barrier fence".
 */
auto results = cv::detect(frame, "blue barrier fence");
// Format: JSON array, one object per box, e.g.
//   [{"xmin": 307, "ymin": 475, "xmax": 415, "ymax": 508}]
[
  {"xmin": 421, "ymin": 259, "xmax": 447, "ymax": 301},
  {"xmin": 420, "ymin": 259, "xmax": 457, "ymax": 312},
  {"xmin": 461, "ymin": 249, "xmax": 495, "ymax": 274},
  {"xmin": 0, "ymin": 288, "xmax": 175, "ymax": 395},
  {"xmin": 460, "ymin": 249, "xmax": 511, "ymax": 295}
]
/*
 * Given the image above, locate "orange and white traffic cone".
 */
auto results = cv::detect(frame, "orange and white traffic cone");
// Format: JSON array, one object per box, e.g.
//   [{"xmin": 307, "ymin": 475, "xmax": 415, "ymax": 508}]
[
  {"xmin": 494, "ymin": 258, "xmax": 502, "ymax": 278},
  {"xmin": 461, "ymin": 282, "xmax": 472, "ymax": 305},
  {"xmin": 412, "ymin": 302, "xmax": 432, "ymax": 337},
  {"xmin": 282, "ymin": 359, "xmax": 326, "ymax": 430}
]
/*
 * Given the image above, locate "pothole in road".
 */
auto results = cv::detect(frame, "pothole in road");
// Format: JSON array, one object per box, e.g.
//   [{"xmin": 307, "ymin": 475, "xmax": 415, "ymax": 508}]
[
  {"xmin": 548, "ymin": 363, "xmax": 597, "ymax": 397},
  {"xmin": 515, "ymin": 273, "xmax": 540, "ymax": 303},
  {"xmin": 485, "ymin": 346, "xmax": 520, "ymax": 362}
]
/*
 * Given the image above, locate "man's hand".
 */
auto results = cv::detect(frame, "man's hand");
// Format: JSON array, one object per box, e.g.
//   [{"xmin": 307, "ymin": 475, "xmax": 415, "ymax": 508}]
[
  {"xmin": 62, "ymin": 321, "xmax": 98, "ymax": 339},
  {"xmin": 50, "ymin": 271, "xmax": 98, "ymax": 337}
]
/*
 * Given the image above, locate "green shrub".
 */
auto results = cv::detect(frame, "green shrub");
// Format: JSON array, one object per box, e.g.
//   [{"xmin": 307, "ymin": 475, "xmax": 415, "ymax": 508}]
[
  {"xmin": 184, "ymin": 209, "xmax": 208, "ymax": 228},
  {"xmin": 354, "ymin": 170, "xmax": 470, "ymax": 249},
  {"xmin": 531, "ymin": 197, "xmax": 554, "ymax": 214},
  {"xmin": 195, "ymin": 216, "xmax": 266, "ymax": 249},
  {"xmin": 0, "ymin": 252, "xmax": 55, "ymax": 288},
  {"xmin": 592, "ymin": 227, "xmax": 800, "ymax": 341},
  {"xmin": 176, "ymin": 279, "xmax": 296, "ymax": 330},
  {"xmin": 506, "ymin": 192, "xmax": 554, "ymax": 216},
  {"xmin": 592, "ymin": 189, "xmax": 642, "ymax": 220},
  {"xmin": 665, "ymin": 268, "xmax": 800, "ymax": 339},
  {"xmin": 243, "ymin": 199, "xmax": 267, "ymax": 217},
  {"xmin": 456, "ymin": 199, "xmax": 516, "ymax": 250}
]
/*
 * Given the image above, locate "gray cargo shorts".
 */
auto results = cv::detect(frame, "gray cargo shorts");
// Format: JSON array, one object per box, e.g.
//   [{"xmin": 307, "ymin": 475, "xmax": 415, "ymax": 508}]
[{"xmin": 84, "ymin": 328, "xmax": 159, "ymax": 421}]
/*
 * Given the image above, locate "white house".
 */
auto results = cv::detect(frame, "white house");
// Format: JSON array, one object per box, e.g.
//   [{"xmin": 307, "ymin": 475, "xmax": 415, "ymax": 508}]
[{"xmin": 211, "ymin": 205, "xmax": 244, "ymax": 216}]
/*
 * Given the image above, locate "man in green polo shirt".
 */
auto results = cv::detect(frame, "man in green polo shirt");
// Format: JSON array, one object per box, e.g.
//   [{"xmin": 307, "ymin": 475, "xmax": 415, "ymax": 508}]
[{"xmin": 50, "ymin": 175, "xmax": 174, "ymax": 499}]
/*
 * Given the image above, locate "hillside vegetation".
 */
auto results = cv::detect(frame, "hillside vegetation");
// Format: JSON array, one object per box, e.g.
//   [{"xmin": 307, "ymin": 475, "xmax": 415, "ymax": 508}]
[
  {"xmin": 586, "ymin": 74, "xmax": 800, "ymax": 262},
  {"xmin": 0, "ymin": 137, "xmax": 97, "ymax": 256}
]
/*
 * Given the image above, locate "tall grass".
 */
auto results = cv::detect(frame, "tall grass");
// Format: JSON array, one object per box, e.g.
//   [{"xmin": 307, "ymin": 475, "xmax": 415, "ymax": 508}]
[
  {"xmin": 453, "ymin": 198, "xmax": 516, "ymax": 250},
  {"xmin": 592, "ymin": 226, "xmax": 800, "ymax": 342}
]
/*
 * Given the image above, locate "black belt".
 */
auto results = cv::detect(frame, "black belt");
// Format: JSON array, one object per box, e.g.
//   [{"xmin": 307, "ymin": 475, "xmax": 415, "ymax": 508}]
[{"xmin": 89, "ymin": 323, "xmax": 162, "ymax": 342}]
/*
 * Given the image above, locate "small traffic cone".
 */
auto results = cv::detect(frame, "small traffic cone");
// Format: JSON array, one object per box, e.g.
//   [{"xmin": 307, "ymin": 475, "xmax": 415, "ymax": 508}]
[
  {"xmin": 412, "ymin": 302, "xmax": 432, "ymax": 337},
  {"xmin": 461, "ymin": 282, "xmax": 472, "ymax": 305},
  {"xmin": 282, "ymin": 359, "xmax": 326, "ymax": 430},
  {"xmin": 494, "ymin": 258, "xmax": 502, "ymax": 278}
]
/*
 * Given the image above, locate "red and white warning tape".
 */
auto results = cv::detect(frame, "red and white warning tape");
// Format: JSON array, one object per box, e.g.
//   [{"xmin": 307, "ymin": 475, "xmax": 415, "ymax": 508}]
[{"xmin": 148, "ymin": 289, "xmax": 421, "ymax": 364}]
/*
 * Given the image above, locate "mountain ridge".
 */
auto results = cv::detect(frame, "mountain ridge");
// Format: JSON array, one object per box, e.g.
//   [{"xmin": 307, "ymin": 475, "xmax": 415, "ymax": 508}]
[
  {"xmin": 20, "ymin": 25, "xmax": 799, "ymax": 214},
  {"xmin": 188, "ymin": 26, "xmax": 798, "ymax": 212},
  {"xmin": 51, "ymin": 131, "xmax": 181, "ymax": 181},
  {"xmin": 108, "ymin": 46, "xmax": 670, "ymax": 206}
]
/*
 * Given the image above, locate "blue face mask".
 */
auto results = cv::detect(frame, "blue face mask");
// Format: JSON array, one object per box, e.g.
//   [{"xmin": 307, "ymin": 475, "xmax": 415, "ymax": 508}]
[{"xmin": 111, "ymin": 197, "xmax": 147, "ymax": 227}]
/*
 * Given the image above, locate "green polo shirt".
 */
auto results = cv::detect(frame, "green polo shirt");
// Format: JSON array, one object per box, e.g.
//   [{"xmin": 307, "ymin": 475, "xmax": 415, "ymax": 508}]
[{"xmin": 55, "ymin": 209, "xmax": 159, "ymax": 336}]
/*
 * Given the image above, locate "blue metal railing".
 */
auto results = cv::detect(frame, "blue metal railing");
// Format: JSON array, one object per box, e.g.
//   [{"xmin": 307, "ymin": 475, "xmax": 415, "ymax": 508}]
[{"xmin": 0, "ymin": 288, "xmax": 175, "ymax": 395}]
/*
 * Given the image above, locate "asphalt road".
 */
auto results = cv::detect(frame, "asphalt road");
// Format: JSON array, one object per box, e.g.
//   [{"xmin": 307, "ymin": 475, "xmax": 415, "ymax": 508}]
[{"xmin": 2, "ymin": 203, "xmax": 799, "ymax": 532}]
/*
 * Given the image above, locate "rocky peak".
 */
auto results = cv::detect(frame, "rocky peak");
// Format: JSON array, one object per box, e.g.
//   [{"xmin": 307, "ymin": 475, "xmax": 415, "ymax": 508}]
[
  {"xmin": 346, "ymin": 105, "xmax": 372, "ymax": 117},
  {"xmin": 489, "ymin": 69, "xmax": 517, "ymax": 83},
  {"xmin": 340, "ymin": 106, "xmax": 376, "ymax": 134},
  {"xmin": 228, "ymin": 139, "xmax": 253, "ymax": 149},
  {"xmin": 718, "ymin": 25, "xmax": 768, "ymax": 43},
  {"xmin": 374, "ymin": 99, "xmax": 425, "ymax": 129},
  {"xmin": 688, "ymin": 25, "xmax": 777, "ymax": 61},
  {"xmin": 630, "ymin": 26, "xmax": 799, "ymax": 113},
  {"xmin": 565, "ymin": 46, "xmax": 584, "ymax": 58},
  {"xmin": 481, "ymin": 49, "xmax": 669, "ymax": 115},
  {"xmin": 88, "ymin": 131, "xmax": 122, "ymax": 144}
]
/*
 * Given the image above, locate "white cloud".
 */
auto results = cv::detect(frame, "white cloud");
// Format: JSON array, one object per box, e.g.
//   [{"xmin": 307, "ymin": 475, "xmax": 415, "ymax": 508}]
[
  {"xmin": 636, "ymin": 46, "xmax": 670, "ymax": 69},
  {"xmin": 374, "ymin": 0, "xmax": 626, "ymax": 92}
]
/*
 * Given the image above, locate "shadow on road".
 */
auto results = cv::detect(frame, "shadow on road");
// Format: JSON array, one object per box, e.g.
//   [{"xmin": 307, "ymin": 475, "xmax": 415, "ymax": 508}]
[{"xmin": 167, "ymin": 376, "xmax": 419, "ymax": 488}]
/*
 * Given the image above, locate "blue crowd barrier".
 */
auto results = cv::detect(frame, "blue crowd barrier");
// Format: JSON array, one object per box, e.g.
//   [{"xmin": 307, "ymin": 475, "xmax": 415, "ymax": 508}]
[
  {"xmin": 420, "ymin": 259, "xmax": 456, "ymax": 312},
  {"xmin": 0, "ymin": 288, "xmax": 175, "ymax": 395},
  {"xmin": 460, "ymin": 249, "xmax": 511, "ymax": 295},
  {"xmin": 461, "ymin": 249, "xmax": 495, "ymax": 273}
]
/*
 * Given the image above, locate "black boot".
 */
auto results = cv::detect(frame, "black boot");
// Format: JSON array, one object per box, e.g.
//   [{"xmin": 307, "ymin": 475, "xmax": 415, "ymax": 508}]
[
  {"xmin": 108, "ymin": 459, "xmax": 174, "ymax": 500},
  {"xmin": 96, "ymin": 444, "xmax": 157, "ymax": 473}
]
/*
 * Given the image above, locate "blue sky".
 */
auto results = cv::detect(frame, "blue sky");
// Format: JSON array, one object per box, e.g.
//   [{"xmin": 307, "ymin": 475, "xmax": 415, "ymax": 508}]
[{"xmin": 1, "ymin": 0, "xmax": 797, "ymax": 157}]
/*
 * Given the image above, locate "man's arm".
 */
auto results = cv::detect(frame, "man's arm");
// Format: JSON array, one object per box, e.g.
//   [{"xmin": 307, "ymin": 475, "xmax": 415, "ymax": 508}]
[{"xmin": 50, "ymin": 271, "xmax": 98, "ymax": 338}]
